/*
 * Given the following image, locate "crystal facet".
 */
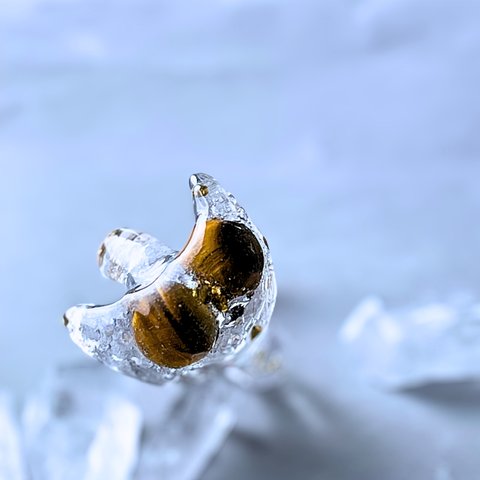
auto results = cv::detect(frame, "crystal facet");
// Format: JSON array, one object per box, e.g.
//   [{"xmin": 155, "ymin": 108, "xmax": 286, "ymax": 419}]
[
  {"xmin": 21, "ymin": 364, "xmax": 236, "ymax": 480},
  {"xmin": 98, "ymin": 229, "xmax": 175, "ymax": 290},
  {"xmin": 339, "ymin": 295, "xmax": 480, "ymax": 389}
]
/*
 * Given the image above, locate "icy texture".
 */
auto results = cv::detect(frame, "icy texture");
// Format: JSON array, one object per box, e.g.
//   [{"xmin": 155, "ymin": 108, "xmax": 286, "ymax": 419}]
[
  {"xmin": 21, "ymin": 364, "xmax": 235, "ymax": 480},
  {"xmin": 339, "ymin": 295, "xmax": 480, "ymax": 389},
  {"xmin": 65, "ymin": 173, "xmax": 276, "ymax": 384},
  {"xmin": 98, "ymin": 229, "xmax": 175, "ymax": 290},
  {"xmin": 136, "ymin": 372, "xmax": 235, "ymax": 480},
  {"xmin": 224, "ymin": 329, "xmax": 284, "ymax": 391},
  {"xmin": 0, "ymin": 392, "xmax": 26, "ymax": 480},
  {"xmin": 23, "ymin": 366, "xmax": 142, "ymax": 480}
]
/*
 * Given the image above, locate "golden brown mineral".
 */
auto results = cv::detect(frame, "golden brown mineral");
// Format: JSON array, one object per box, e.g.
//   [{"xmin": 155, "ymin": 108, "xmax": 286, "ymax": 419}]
[{"xmin": 132, "ymin": 218, "xmax": 264, "ymax": 368}]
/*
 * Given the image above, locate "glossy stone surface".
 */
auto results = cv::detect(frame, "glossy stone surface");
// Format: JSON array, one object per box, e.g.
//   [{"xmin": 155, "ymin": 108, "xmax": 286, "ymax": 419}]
[
  {"xmin": 132, "ymin": 218, "xmax": 264, "ymax": 368},
  {"xmin": 132, "ymin": 283, "xmax": 218, "ymax": 368},
  {"xmin": 178, "ymin": 219, "xmax": 264, "ymax": 304}
]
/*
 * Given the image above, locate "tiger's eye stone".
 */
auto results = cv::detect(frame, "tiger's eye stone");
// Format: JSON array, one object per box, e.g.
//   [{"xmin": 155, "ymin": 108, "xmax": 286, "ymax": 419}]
[
  {"xmin": 178, "ymin": 219, "xmax": 264, "ymax": 299},
  {"xmin": 132, "ymin": 219, "xmax": 265, "ymax": 368},
  {"xmin": 132, "ymin": 283, "xmax": 218, "ymax": 368}
]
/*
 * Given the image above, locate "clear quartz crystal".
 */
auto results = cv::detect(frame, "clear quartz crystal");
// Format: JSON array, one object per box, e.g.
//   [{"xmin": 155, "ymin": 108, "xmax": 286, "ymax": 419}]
[
  {"xmin": 98, "ymin": 229, "xmax": 175, "ymax": 290},
  {"xmin": 64, "ymin": 173, "xmax": 277, "ymax": 384},
  {"xmin": 224, "ymin": 327, "xmax": 284, "ymax": 391},
  {"xmin": 135, "ymin": 373, "xmax": 235, "ymax": 480},
  {"xmin": 339, "ymin": 294, "xmax": 480, "ymax": 389},
  {"xmin": 0, "ymin": 392, "xmax": 26, "ymax": 480},
  {"xmin": 23, "ymin": 366, "xmax": 142, "ymax": 480},
  {"xmin": 21, "ymin": 364, "xmax": 236, "ymax": 480}
]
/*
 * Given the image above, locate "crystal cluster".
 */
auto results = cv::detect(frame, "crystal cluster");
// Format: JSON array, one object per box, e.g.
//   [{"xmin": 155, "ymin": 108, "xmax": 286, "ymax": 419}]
[
  {"xmin": 22, "ymin": 366, "xmax": 141, "ymax": 480},
  {"xmin": 5, "ymin": 364, "xmax": 235, "ymax": 480},
  {"xmin": 339, "ymin": 294, "xmax": 480, "ymax": 389}
]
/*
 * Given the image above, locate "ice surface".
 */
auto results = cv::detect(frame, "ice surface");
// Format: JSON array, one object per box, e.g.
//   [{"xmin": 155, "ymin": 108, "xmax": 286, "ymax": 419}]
[
  {"xmin": 0, "ymin": 392, "xmax": 26, "ymax": 480},
  {"xmin": 98, "ymin": 228, "xmax": 175, "ymax": 290},
  {"xmin": 339, "ymin": 295, "xmax": 480, "ymax": 389}
]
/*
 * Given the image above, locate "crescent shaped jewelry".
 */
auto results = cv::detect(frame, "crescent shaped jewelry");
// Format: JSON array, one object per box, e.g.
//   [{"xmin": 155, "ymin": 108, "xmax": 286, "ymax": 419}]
[{"xmin": 63, "ymin": 173, "xmax": 277, "ymax": 384}]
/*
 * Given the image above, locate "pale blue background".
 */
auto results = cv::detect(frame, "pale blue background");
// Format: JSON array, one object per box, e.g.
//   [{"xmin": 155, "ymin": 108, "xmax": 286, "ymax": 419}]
[{"xmin": 1, "ymin": 0, "xmax": 480, "ymax": 478}]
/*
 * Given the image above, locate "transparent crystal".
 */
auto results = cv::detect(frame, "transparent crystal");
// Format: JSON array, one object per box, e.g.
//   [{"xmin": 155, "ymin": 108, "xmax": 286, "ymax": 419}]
[
  {"xmin": 21, "ymin": 364, "xmax": 236, "ymax": 480},
  {"xmin": 64, "ymin": 173, "xmax": 277, "ymax": 384},
  {"xmin": 339, "ymin": 294, "xmax": 480, "ymax": 389},
  {"xmin": 23, "ymin": 366, "xmax": 142, "ymax": 480},
  {"xmin": 98, "ymin": 229, "xmax": 175, "ymax": 290},
  {"xmin": 135, "ymin": 373, "xmax": 235, "ymax": 480},
  {"xmin": 224, "ymin": 329, "xmax": 284, "ymax": 391},
  {"xmin": 0, "ymin": 392, "xmax": 26, "ymax": 480}
]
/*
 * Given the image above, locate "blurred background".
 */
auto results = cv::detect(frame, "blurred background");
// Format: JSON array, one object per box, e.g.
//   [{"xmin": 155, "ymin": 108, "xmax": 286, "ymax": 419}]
[{"xmin": 1, "ymin": 0, "xmax": 480, "ymax": 478}]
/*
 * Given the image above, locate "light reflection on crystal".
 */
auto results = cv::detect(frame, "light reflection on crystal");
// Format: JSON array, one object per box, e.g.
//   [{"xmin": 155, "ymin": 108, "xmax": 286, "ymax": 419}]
[
  {"xmin": 339, "ymin": 294, "xmax": 480, "ymax": 389},
  {"xmin": 20, "ymin": 364, "xmax": 237, "ymax": 480},
  {"xmin": 0, "ymin": 392, "xmax": 26, "ymax": 480},
  {"xmin": 22, "ymin": 367, "xmax": 142, "ymax": 480},
  {"xmin": 135, "ymin": 373, "xmax": 235, "ymax": 480}
]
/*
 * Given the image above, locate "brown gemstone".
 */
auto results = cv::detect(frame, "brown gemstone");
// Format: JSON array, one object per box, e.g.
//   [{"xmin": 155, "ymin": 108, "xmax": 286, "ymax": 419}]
[
  {"xmin": 132, "ymin": 219, "xmax": 265, "ymax": 368},
  {"xmin": 132, "ymin": 283, "xmax": 218, "ymax": 368},
  {"xmin": 178, "ymin": 219, "xmax": 264, "ymax": 300}
]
